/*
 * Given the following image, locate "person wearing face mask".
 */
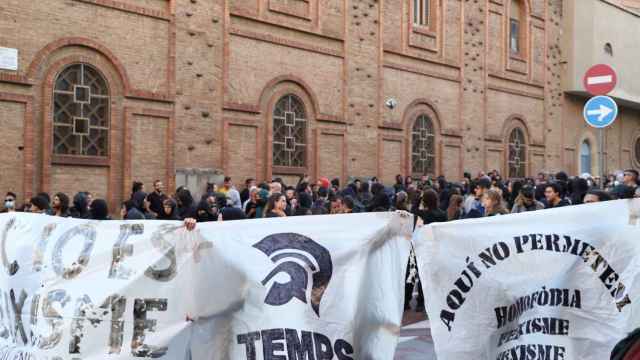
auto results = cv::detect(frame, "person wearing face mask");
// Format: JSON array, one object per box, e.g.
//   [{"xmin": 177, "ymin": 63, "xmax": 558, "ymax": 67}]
[{"xmin": 2, "ymin": 192, "xmax": 17, "ymax": 213}]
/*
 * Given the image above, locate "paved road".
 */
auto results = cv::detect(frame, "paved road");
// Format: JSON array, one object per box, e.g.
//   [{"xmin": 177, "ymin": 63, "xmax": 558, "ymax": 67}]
[
  {"xmin": 394, "ymin": 310, "xmax": 437, "ymax": 360},
  {"xmin": 395, "ymin": 320, "xmax": 436, "ymax": 360}
]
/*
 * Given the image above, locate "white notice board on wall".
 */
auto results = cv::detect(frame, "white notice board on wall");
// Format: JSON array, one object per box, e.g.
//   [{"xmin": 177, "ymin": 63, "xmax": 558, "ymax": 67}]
[{"xmin": 0, "ymin": 47, "xmax": 18, "ymax": 71}]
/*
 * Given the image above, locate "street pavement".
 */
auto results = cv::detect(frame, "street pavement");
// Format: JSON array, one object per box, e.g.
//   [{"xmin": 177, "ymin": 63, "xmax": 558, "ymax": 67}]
[{"xmin": 394, "ymin": 310, "xmax": 437, "ymax": 360}]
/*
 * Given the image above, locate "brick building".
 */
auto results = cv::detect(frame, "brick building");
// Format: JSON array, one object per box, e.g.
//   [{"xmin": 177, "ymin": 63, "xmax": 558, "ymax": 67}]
[{"xmin": 1, "ymin": 0, "xmax": 639, "ymax": 209}]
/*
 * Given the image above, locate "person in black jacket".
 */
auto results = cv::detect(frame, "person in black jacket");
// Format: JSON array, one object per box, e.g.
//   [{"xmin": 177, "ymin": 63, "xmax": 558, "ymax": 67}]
[
  {"xmin": 89, "ymin": 199, "xmax": 110, "ymax": 220},
  {"xmin": 240, "ymin": 178, "xmax": 255, "ymax": 205},
  {"xmin": 121, "ymin": 200, "xmax": 145, "ymax": 220},
  {"xmin": 146, "ymin": 180, "xmax": 167, "ymax": 218},
  {"xmin": 196, "ymin": 195, "xmax": 218, "ymax": 222},
  {"xmin": 544, "ymin": 182, "xmax": 570, "ymax": 209},
  {"xmin": 415, "ymin": 189, "xmax": 447, "ymax": 225},
  {"xmin": 69, "ymin": 192, "xmax": 90, "ymax": 219},
  {"xmin": 52, "ymin": 192, "xmax": 70, "ymax": 217},
  {"xmin": 366, "ymin": 183, "xmax": 390, "ymax": 212},
  {"xmin": 157, "ymin": 199, "xmax": 180, "ymax": 220},
  {"xmin": 393, "ymin": 175, "xmax": 406, "ymax": 194},
  {"xmin": 406, "ymin": 189, "xmax": 447, "ymax": 312},
  {"xmin": 437, "ymin": 176, "xmax": 451, "ymax": 212},
  {"xmin": 176, "ymin": 189, "xmax": 197, "ymax": 220},
  {"xmin": 358, "ymin": 182, "xmax": 372, "ymax": 207}
]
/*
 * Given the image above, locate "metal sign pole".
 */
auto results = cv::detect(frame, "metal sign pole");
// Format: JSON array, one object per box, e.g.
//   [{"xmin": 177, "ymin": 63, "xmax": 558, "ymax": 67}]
[{"xmin": 599, "ymin": 128, "xmax": 605, "ymax": 187}]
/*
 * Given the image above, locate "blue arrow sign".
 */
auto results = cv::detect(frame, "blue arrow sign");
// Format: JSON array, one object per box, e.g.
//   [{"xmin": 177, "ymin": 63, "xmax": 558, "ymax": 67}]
[{"xmin": 583, "ymin": 96, "xmax": 618, "ymax": 128}]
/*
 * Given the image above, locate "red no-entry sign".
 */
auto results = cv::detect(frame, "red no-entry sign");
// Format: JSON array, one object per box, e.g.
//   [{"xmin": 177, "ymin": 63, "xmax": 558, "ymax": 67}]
[{"xmin": 583, "ymin": 64, "xmax": 617, "ymax": 96}]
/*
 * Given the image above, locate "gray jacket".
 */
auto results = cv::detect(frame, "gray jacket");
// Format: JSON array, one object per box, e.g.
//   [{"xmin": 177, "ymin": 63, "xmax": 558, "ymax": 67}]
[{"xmin": 511, "ymin": 200, "xmax": 545, "ymax": 214}]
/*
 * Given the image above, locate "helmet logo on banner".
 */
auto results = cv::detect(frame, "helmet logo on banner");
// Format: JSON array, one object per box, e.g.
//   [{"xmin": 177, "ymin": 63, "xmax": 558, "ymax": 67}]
[{"xmin": 253, "ymin": 233, "xmax": 333, "ymax": 317}]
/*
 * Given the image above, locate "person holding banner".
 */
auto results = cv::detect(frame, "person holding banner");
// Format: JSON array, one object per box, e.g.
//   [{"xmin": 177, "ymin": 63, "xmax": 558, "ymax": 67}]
[{"xmin": 583, "ymin": 189, "xmax": 613, "ymax": 203}]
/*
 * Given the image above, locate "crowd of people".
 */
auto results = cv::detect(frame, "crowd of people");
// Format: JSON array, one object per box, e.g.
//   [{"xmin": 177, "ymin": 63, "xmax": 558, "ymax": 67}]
[
  {"xmin": 2, "ymin": 168, "xmax": 638, "ymax": 312},
  {"xmin": 1, "ymin": 169, "xmax": 638, "ymax": 222}
]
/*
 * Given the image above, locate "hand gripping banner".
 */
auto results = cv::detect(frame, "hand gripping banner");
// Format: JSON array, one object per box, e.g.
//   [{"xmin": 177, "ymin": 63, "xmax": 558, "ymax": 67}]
[
  {"xmin": 0, "ymin": 212, "xmax": 413, "ymax": 360},
  {"xmin": 414, "ymin": 199, "xmax": 640, "ymax": 360}
]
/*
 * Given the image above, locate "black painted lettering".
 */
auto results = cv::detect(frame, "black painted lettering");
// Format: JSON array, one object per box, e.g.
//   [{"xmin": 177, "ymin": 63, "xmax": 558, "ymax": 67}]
[
  {"xmin": 237, "ymin": 332, "xmax": 261, "ymax": 360},
  {"xmin": 313, "ymin": 333, "xmax": 333, "ymax": 360},
  {"xmin": 262, "ymin": 329, "xmax": 286, "ymax": 360},
  {"xmin": 334, "ymin": 339, "xmax": 354, "ymax": 360}
]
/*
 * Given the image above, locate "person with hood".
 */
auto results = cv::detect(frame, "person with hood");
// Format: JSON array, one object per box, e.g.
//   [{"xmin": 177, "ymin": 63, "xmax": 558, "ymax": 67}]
[
  {"xmin": 366, "ymin": 183, "xmax": 390, "ymax": 212},
  {"xmin": 342, "ymin": 182, "xmax": 358, "ymax": 199},
  {"xmin": 89, "ymin": 199, "xmax": 110, "ymax": 220},
  {"xmin": 176, "ymin": 189, "xmax": 197, "ymax": 220},
  {"xmin": 511, "ymin": 185, "xmax": 545, "ymax": 213},
  {"xmin": 52, "ymin": 192, "xmax": 70, "ymax": 217},
  {"xmin": 70, "ymin": 192, "xmax": 90, "ymax": 219},
  {"xmin": 131, "ymin": 191, "xmax": 155, "ymax": 219},
  {"xmin": 569, "ymin": 177, "xmax": 589, "ymax": 205},
  {"xmin": 196, "ymin": 194, "xmax": 218, "ymax": 222},
  {"xmin": 357, "ymin": 181, "xmax": 372, "ymax": 207},
  {"xmin": 295, "ymin": 183, "xmax": 313, "ymax": 216},
  {"xmin": 157, "ymin": 198, "xmax": 180, "ymax": 220},
  {"xmin": 312, "ymin": 187, "xmax": 330, "ymax": 213},
  {"xmin": 120, "ymin": 200, "xmax": 145, "ymax": 220},
  {"xmin": 255, "ymin": 189, "xmax": 270, "ymax": 218},
  {"xmin": 220, "ymin": 206, "xmax": 247, "ymax": 221}
]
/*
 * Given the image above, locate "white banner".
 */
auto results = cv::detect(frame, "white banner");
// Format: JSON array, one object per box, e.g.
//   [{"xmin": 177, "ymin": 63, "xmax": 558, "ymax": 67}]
[
  {"xmin": 415, "ymin": 199, "xmax": 640, "ymax": 360},
  {"xmin": 0, "ymin": 211, "xmax": 412, "ymax": 360}
]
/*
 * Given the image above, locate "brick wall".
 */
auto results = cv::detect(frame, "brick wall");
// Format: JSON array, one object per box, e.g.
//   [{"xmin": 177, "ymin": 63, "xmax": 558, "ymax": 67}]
[
  {"xmin": 1, "ymin": 0, "xmax": 639, "ymax": 205},
  {"xmin": 0, "ymin": 101, "xmax": 25, "ymax": 202},
  {"xmin": 130, "ymin": 113, "xmax": 169, "ymax": 190}
]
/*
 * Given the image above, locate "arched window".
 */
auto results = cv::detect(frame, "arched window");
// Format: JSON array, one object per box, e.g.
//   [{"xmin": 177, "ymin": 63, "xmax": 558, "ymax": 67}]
[
  {"xmin": 411, "ymin": 114, "xmax": 435, "ymax": 176},
  {"xmin": 53, "ymin": 63, "xmax": 110, "ymax": 157},
  {"xmin": 580, "ymin": 140, "xmax": 592, "ymax": 175},
  {"xmin": 507, "ymin": 127, "xmax": 527, "ymax": 178},
  {"xmin": 413, "ymin": 0, "xmax": 430, "ymax": 27},
  {"xmin": 509, "ymin": 0, "xmax": 525, "ymax": 57},
  {"xmin": 272, "ymin": 94, "xmax": 307, "ymax": 168}
]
